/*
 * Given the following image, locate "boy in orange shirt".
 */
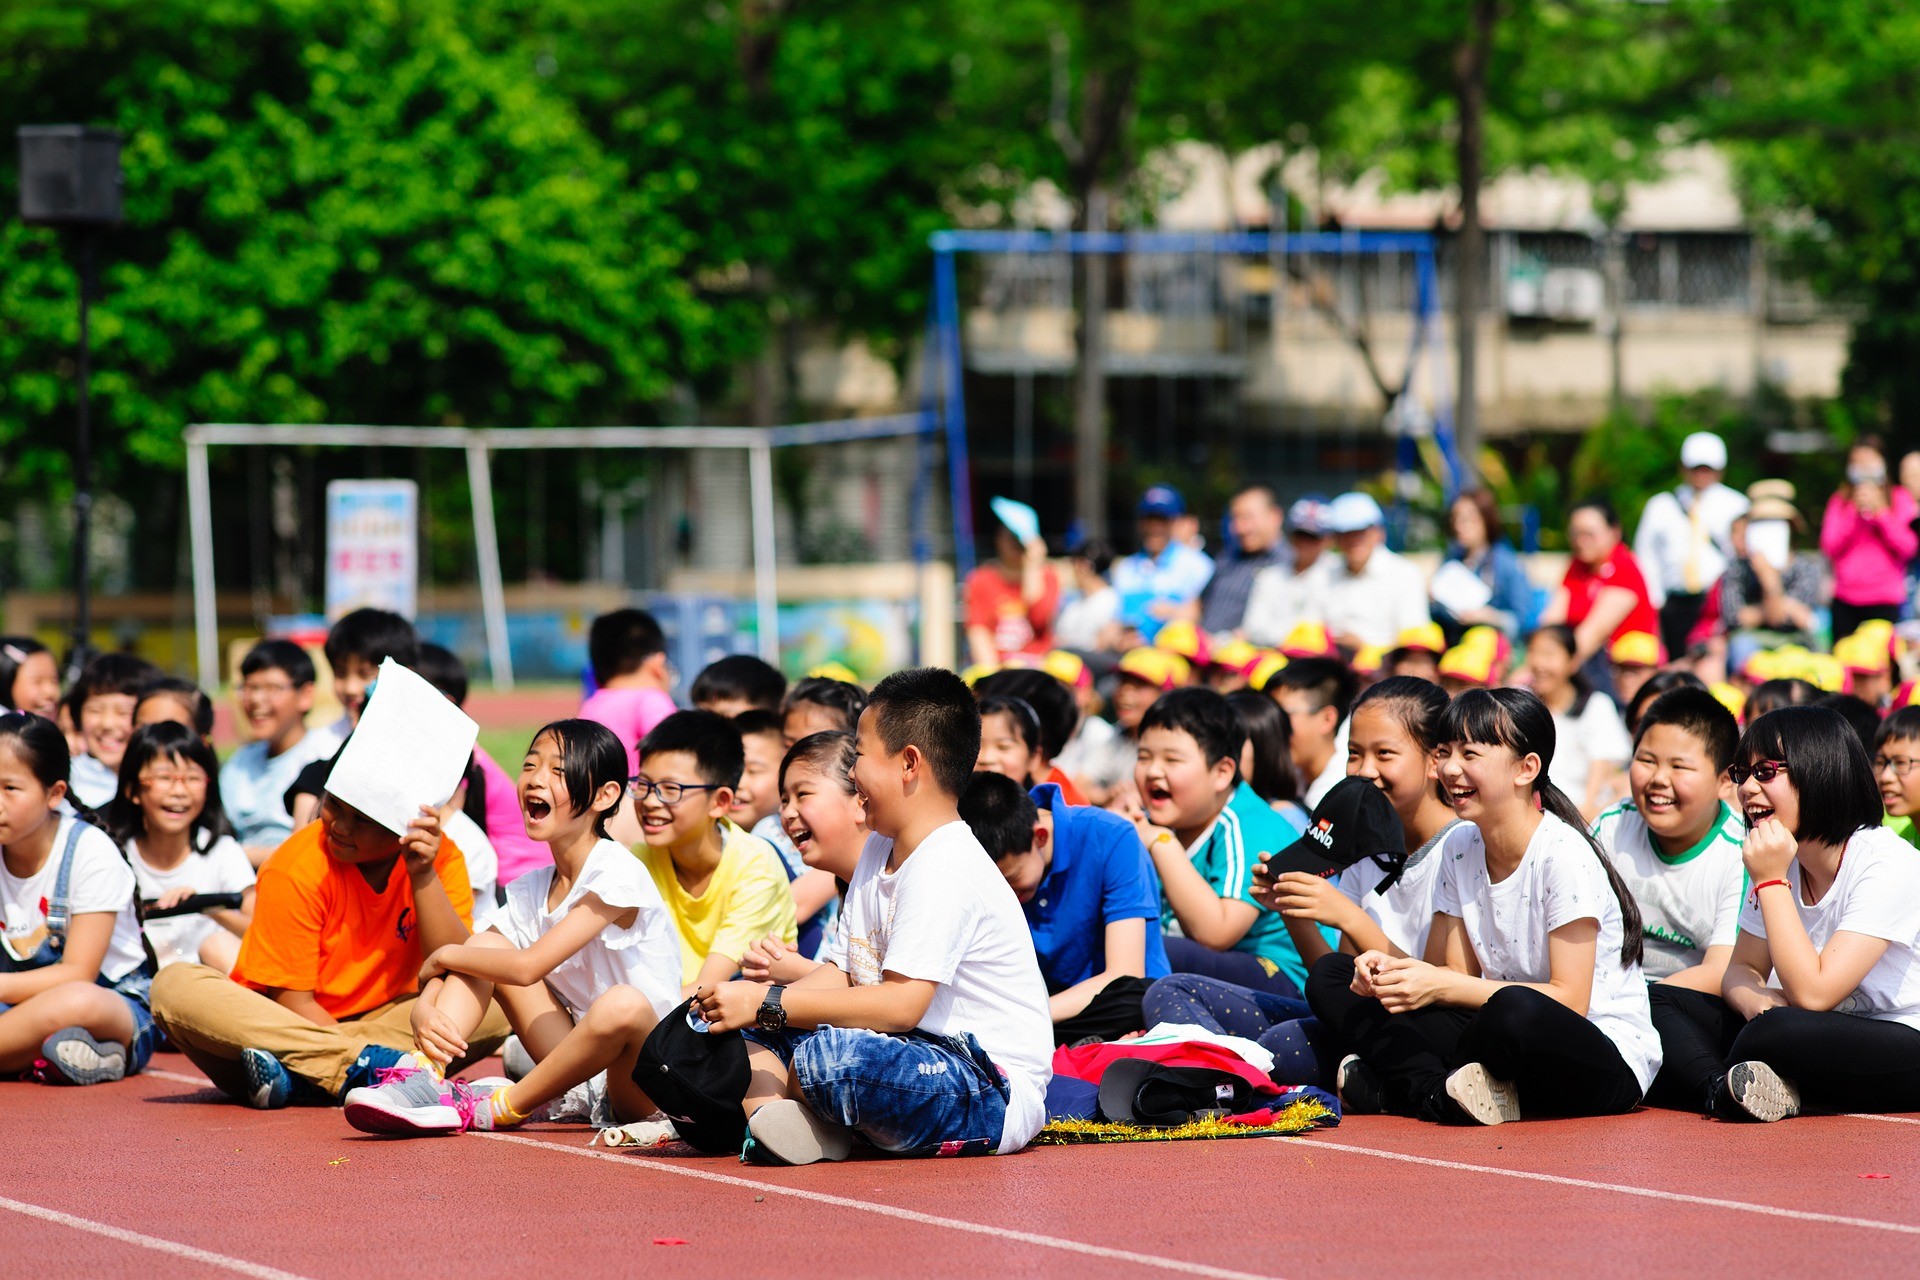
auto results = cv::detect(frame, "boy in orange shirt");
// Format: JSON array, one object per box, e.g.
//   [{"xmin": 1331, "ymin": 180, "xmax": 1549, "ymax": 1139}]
[{"xmin": 149, "ymin": 796, "xmax": 508, "ymax": 1108}]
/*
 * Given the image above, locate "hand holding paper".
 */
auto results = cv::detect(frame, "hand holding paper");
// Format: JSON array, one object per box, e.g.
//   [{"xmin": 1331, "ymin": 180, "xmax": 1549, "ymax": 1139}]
[{"xmin": 323, "ymin": 658, "xmax": 480, "ymax": 836}]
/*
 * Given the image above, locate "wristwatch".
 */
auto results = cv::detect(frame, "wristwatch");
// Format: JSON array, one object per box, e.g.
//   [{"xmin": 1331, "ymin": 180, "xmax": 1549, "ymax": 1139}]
[{"xmin": 756, "ymin": 985, "xmax": 787, "ymax": 1034}]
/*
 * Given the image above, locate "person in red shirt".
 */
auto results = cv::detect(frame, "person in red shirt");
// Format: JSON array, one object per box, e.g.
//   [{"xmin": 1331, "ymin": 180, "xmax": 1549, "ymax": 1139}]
[
  {"xmin": 1540, "ymin": 498, "xmax": 1658, "ymax": 700},
  {"xmin": 965, "ymin": 499, "xmax": 1061, "ymax": 666}
]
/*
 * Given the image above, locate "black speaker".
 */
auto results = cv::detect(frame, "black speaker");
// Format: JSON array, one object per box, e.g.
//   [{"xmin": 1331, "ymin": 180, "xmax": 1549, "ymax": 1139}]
[{"xmin": 17, "ymin": 125, "xmax": 123, "ymax": 226}]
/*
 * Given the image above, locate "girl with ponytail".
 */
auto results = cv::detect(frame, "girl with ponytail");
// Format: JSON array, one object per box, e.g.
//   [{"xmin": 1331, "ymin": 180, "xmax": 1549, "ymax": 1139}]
[{"xmin": 1304, "ymin": 687, "xmax": 1661, "ymax": 1125}]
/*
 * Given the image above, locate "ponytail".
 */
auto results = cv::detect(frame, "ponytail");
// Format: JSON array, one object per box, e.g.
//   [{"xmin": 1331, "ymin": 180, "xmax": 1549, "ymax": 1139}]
[{"xmin": 1536, "ymin": 777, "xmax": 1643, "ymax": 970}]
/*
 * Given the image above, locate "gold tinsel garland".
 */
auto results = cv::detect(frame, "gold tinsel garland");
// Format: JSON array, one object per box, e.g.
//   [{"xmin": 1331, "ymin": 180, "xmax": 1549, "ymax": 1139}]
[{"xmin": 1032, "ymin": 1099, "xmax": 1335, "ymax": 1145}]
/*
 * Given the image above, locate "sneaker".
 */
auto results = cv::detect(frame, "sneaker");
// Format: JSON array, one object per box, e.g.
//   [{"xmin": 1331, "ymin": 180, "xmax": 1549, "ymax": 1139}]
[
  {"xmin": 1723, "ymin": 1061, "xmax": 1801, "ymax": 1123},
  {"xmin": 1443, "ymin": 1063, "xmax": 1522, "ymax": 1126},
  {"xmin": 1336, "ymin": 1054, "xmax": 1385, "ymax": 1116},
  {"xmin": 39, "ymin": 1028, "xmax": 127, "ymax": 1086},
  {"xmin": 343, "ymin": 1065, "xmax": 480, "ymax": 1135},
  {"xmin": 502, "ymin": 1035, "xmax": 535, "ymax": 1082},
  {"xmin": 742, "ymin": 1099, "xmax": 852, "ymax": 1166},
  {"xmin": 340, "ymin": 1044, "xmax": 410, "ymax": 1095},
  {"xmin": 237, "ymin": 1048, "xmax": 293, "ymax": 1110}
]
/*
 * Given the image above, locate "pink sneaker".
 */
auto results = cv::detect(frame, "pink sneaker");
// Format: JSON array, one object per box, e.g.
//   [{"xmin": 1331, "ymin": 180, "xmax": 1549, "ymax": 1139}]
[{"xmin": 343, "ymin": 1066, "xmax": 487, "ymax": 1136}]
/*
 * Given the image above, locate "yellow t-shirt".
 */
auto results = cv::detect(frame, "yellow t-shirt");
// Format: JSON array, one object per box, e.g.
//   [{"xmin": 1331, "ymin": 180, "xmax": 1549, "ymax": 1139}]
[{"xmin": 639, "ymin": 819, "xmax": 798, "ymax": 984}]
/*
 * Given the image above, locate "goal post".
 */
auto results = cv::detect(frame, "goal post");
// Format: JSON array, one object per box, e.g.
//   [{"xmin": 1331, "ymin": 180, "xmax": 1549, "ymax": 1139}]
[{"xmin": 183, "ymin": 412, "xmax": 938, "ymax": 692}]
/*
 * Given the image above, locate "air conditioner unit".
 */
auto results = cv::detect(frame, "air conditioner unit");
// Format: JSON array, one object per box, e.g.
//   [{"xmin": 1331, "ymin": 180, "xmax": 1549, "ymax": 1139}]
[{"xmin": 1540, "ymin": 267, "xmax": 1605, "ymax": 323}]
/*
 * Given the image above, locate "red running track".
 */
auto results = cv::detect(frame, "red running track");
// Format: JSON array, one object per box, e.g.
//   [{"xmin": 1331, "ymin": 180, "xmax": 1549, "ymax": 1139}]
[{"xmin": 9, "ymin": 1057, "xmax": 1920, "ymax": 1279}]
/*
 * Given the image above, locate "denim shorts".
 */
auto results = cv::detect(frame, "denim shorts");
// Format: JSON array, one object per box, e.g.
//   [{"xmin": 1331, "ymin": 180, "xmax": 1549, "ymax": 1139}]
[
  {"xmin": 745, "ymin": 1025, "xmax": 1010, "ymax": 1157},
  {"xmin": 0, "ymin": 979, "xmax": 156, "ymax": 1075}
]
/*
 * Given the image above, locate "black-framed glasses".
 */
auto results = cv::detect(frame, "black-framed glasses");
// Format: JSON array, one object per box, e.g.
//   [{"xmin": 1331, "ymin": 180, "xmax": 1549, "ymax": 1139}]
[
  {"xmin": 628, "ymin": 778, "xmax": 720, "ymax": 806},
  {"xmin": 1728, "ymin": 760, "xmax": 1790, "ymax": 786},
  {"xmin": 1873, "ymin": 755, "xmax": 1920, "ymax": 779}
]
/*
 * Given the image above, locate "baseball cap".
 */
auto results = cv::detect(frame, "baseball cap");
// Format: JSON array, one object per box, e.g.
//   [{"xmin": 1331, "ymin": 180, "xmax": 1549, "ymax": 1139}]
[
  {"xmin": 1680, "ymin": 432, "xmax": 1728, "ymax": 471},
  {"xmin": 631, "ymin": 1000, "xmax": 751, "ymax": 1155},
  {"xmin": 1269, "ymin": 775, "xmax": 1407, "ymax": 880},
  {"xmin": 1804, "ymin": 653, "xmax": 1846, "ymax": 693},
  {"xmin": 1137, "ymin": 485, "xmax": 1186, "ymax": 519},
  {"xmin": 1392, "ymin": 623, "xmax": 1447, "ymax": 656},
  {"xmin": 1607, "ymin": 631, "xmax": 1666, "ymax": 669},
  {"xmin": 805, "ymin": 661, "xmax": 862, "ymax": 684},
  {"xmin": 1116, "ymin": 647, "xmax": 1190, "ymax": 691},
  {"xmin": 1322, "ymin": 492, "xmax": 1384, "ymax": 534},
  {"xmin": 1154, "ymin": 620, "xmax": 1211, "ymax": 667},
  {"xmin": 1286, "ymin": 498, "xmax": 1329, "ymax": 537},
  {"xmin": 1247, "ymin": 651, "xmax": 1289, "ymax": 692},
  {"xmin": 1351, "ymin": 644, "xmax": 1386, "ymax": 677},
  {"xmin": 960, "ymin": 662, "xmax": 1002, "ymax": 687},
  {"xmin": 1834, "ymin": 630, "xmax": 1892, "ymax": 676},
  {"xmin": 1209, "ymin": 637, "xmax": 1263, "ymax": 678},
  {"xmin": 1709, "ymin": 681, "xmax": 1748, "ymax": 719},
  {"xmin": 1279, "ymin": 621, "xmax": 1338, "ymax": 660},
  {"xmin": 1438, "ymin": 625, "xmax": 1511, "ymax": 687},
  {"xmin": 989, "ymin": 496, "xmax": 1041, "ymax": 546},
  {"xmin": 1041, "ymin": 649, "xmax": 1092, "ymax": 691},
  {"xmin": 1097, "ymin": 1059, "xmax": 1265, "ymax": 1127}
]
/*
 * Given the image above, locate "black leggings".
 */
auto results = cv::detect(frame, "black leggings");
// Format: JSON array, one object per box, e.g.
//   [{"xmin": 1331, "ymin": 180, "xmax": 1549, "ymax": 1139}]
[
  {"xmin": 1648, "ymin": 984, "xmax": 1920, "ymax": 1114},
  {"xmin": 1306, "ymin": 952, "xmax": 1644, "ymax": 1123}
]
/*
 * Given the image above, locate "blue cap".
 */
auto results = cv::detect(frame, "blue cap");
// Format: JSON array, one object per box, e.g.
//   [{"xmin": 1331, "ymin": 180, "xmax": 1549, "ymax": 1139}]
[{"xmin": 1137, "ymin": 485, "xmax": 1186, "ymax": 518}]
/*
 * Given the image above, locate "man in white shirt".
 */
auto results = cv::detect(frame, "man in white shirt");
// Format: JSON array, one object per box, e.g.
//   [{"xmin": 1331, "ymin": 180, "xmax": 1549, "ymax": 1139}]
[
  {"xmin": 1243, "ymin": 497, "xmax": 1331, "ymax": 647},
  {"xmin": 1307, "ymin": 492, "xmax": 1432, "ymax": 651},
  {"xmin": 1633, "ymin": 432, "xmax": 1749, "ymax": 660}
]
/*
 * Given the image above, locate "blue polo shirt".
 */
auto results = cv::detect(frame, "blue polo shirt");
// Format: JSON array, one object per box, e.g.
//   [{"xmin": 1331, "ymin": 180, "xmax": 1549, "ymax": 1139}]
[{"xmin": 1024, "ymin": 784, "xmax": 1172, "ymax": 992}]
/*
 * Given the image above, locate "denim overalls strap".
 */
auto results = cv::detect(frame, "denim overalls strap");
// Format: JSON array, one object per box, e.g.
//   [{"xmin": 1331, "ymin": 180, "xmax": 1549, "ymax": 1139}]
[{"xmin": 42, "ymin": 817, "xmax": 88, "ymax": 951}]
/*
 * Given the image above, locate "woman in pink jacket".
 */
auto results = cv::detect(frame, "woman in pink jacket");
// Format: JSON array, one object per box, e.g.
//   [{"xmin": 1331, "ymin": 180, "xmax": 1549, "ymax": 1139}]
[{"xmin": 1821, "ymin": 437, "xmax": 1918, "ymax": 640}]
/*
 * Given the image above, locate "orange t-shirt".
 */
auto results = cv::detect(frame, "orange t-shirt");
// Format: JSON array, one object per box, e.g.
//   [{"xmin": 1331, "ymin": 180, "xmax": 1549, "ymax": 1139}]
[
  {"xmin": 1045, "ymin": 765, "xmax": 1088, "ymax": 806},
  {"xmin": 230, "ymin": 821, "xmax": 474, "ymax": 1019}
]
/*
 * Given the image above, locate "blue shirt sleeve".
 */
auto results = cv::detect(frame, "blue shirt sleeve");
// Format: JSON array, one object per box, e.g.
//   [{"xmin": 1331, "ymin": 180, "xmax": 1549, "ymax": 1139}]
[{"xmin": 1097, "ymin": 818, "xmax": 1162, "ymax": 925}]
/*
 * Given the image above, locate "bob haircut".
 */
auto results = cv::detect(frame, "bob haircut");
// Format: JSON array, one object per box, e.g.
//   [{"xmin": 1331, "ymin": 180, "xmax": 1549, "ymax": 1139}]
[
  {"xmin": 1736, "ymin": 706, "xmax": 1882, "ymax": 849},
  {"xmin": 526, "ymin": 718, "xmax": 628, "ymax": 837},
  {"xmin": 107, "ymin": 720, "xmax": 231, "ymax": 850},
  {"xmin": 1224, "ymin": 688, "xmax": 1297, "ymax": 804}
]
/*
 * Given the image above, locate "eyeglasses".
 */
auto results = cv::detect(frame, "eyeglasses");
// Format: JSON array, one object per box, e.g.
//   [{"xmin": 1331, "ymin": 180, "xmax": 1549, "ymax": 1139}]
[
  {"xmin": 628, "ymin": 779, "xmax": 720, "ymax": 806},
  {"xmin": 239, "ymin": 681, "xmax": 297, "ymax": 699},
  {"xmin": 1727, "ymin": 760, "xmax": 1790, "ymax": 786},
  {"xmin": 1874, "ymin": 755, "xmax": 1920, "ymax": 779},
  {"xmin": 140, "ymin": 768, "xmax": 209, "ymax": 792}
]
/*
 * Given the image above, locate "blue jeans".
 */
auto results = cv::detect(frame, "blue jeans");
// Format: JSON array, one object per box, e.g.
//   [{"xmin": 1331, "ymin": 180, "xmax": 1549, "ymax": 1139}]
[
  {"xmin": 747, "ymin": 1026, "xmax": 1009, "ymax": 1157},
  {"xmin": 1142, "ymin": 974, "xmax": 1333, "ymax": 1087}
]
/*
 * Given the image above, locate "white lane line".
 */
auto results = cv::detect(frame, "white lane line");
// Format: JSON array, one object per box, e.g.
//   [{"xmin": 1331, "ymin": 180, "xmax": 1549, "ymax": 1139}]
[
  {"xmin": 1843, "ymin": 1113, "xmax": 1920, "ymax": 1126},
  {"xmin": 1285, "ymin": 1138, "xmax": 1920, "ymax": 1235},
  {"xmin": 146, "ymin": 1068, "xmax": 210, "ymax": 1087},
  {"xmin": 0, "ymin": 1195, "xmax": 313, "ymax": 1280},
  {"xmin": 476, "ymin": 1131, "xmax": 1281, "ymax": 1280}
]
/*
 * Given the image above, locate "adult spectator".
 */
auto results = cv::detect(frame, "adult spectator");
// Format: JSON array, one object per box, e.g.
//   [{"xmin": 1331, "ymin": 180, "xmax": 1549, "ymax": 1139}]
[
  {"xmin": 1711, "ymin": 481, "xmax": 1822, "ymax": 671},
  {"xmin": 1053, "ymin": 540, "xmax": 1121, "ymax": 654},
  {"xmin": 1821, "ymin": 436, "xmax": 1918, "ymax": 639},
  {"xmin": 1242, "ymin": 498, "xmax": 1329, "ymax": 647},
  {"xmin": 1633, "ymin": 432, "xmax": 1750, "ymax": 659},
  {"xmin": 1110, "ymin": 485, "xmax": 1214, "ymax": 644},
  {"xmin": 1193, "ymin": 484, "xmax": 1289, "ymax": 637},
  {"xmin": 1539, "ymin": 497, "xmax": 1658, "ymax": 699},
  {"xmin": 964, "ymin": 497, "xmax": 1060, "ymax": 666},
  {"xmin": 1305, "ymin": 492, "xmax": 1431, "ymax": 651},
  {"xmin": 1431, "ymin": 487, "xmax": 1538, "ymax": 639}
]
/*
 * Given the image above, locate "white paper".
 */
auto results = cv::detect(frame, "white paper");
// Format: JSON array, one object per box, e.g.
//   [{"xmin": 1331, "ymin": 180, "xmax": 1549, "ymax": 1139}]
[
  {"xmin": 323, "ymin": 658, "xmax": 479, "ymax": 834},
  {"xmin": 1429, "ymin": 559, "xmax": 1494, "ymax": 616},
  {"xmin": 1747, "ymin": 520, "xmax": 1791, "ymax": 572}
]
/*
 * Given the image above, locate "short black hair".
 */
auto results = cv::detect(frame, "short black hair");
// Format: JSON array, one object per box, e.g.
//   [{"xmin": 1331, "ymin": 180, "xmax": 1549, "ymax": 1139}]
[
  {"xmin": 1873, "ymin": 705, "xmax": 1920, "ymax": 754},
  {"xmin": 1570, "ymin": 496, "xmax": 1620, "ymax": 528},
  {"xmin": 639, "ymin": 709, "xmax": 746, "ymax": 789},
  {"xmin": 1818, "ymin": 693, "xmax": 1881, "ymax": 757},
  {"xmin": 414, "ymin": 642, "xmax": 470, "ymax": 708},
  {"xmin": 959, "ymin": 770, "xmax": 1038, "ymax": 861},
  {"xmin": 1071, "ymin": 539, "xmax": 1115, "ymax": 577},
  {"xmin": 733, "ymin": 708, "xmax": 786, "ymax": 742},
  {"xmin": 1269, "ymin": 657, "xmax": 1358, "ymax": 725},
  {"xmin": 71, "ymin": 652, "xmax": 162, "ymax": 709},
  {"xmin": 691, "ymin": 654, "xmax": 787, "ymax": 712},
  {"xmin": 528, "ymin": 718, "xmax": 628, "ymax": 837},
  {"xmin": 1746, "ymin": 678, "xmax": 1820, "ymax": 722},
  {"xmin": 136, "ymin": 677, "xmax": 216, "ymax": 738},
  {"xmin": 866, "ymin": 667, "xmax": 980, "ymax": 799},
  {"xmin": 1139, "ymin": 686, "xmax": 1246, "ymax": 772},
  {"xmin": 1225, "ymin": 688, "xmax": 1296, "ymax": 804},
  {"xmin": 1737, "ymin": 706, "xmax": 1882, "ymax": 848},
  {"xmin": 783, "ymin": 676, "xmax": 868, "ymax": 734},
  {"xmin": 974, "ymin": 667, "xmax": 1077, "ymax": 761},
  {"xmin": 324, "ymin": 608, "xmax": 420, "ymax": 671},
  {"xmin": 1624, "ymin": 669, "xmax": 1704, "ymax": 734},
  {"xmin": 587, "ymin": 608, "xmax": 666, "ymax": 686},
  {"xmin": 240, "ymin": 638, "xmax": 315, "ymax": 688},
  {"xmin": 1634, "ymin": 687, "xmax": 1738, "ymax": 773}
]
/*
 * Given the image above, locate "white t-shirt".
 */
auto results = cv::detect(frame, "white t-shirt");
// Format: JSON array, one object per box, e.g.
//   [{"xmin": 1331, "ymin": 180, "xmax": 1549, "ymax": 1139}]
[
  {"xmin": 220, "ymin": 731, "xmax": 340, "ymax": 849},
  {"xmin": 1593, "ymin": 800, "xmax": 1745, "ymax": 980},
  {"xmin": 442, "ymin": 810, "xmax": 498, "ymax": 926},
  {"xmin": 1736, "ymin": 826, "xmax": 1920, "ymax": 1030},
  {"xmin": 1059, "ymin": 717, "xmax": 1131, "ymax": 793},
  {"xmin": 822, "ymin": 824, "xmax": 1055, "ymax": 1154},
  {"xmin": 128, "ymin": 834, "xmax": 256, "ymax": 967},
  {"xmin": 1, "ymin": 814, "xmax": 148, "ymax": 982},
  {"xmin": 1334, "ymin": 820, "xmax": 1462, "ymax": 959},
  {"xmin": 1303, "ymin": 719, "xmax": 1352, "ymax": 809},
  {"xmin": 1432, "ymin": 813, "xmax": 1661, "ymax": 1095},
  {"xmin": 1054, "ymin": 586, "xmax": 1119, "ymax": 652},
  {"xmin": 1548, "ymin": 693, "xmax": 1631, "ymax": 799},
  {"xmin": 68, "ymin": 754, "xmax": 119, "ymax": 811},
  {"xmin": 1304, "ymin": 546, "xmax": 1433, "ymax": 649},
  {"xmin": 497, "ymin": 839, "xmax": 682, "ymax": 1020}
]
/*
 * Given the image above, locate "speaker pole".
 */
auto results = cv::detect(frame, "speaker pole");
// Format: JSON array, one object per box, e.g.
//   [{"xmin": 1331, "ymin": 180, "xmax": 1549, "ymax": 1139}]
[{"xmin": 71, "ymin": 227, "xmax": 94, "ymax": 673}]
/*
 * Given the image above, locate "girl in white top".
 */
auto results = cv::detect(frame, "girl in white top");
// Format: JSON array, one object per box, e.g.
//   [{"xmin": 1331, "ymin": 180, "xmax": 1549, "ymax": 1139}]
[
  {"xmin": 343, "ymin": 718, "xmax": 682, "ymax": 1139},
  {"xmin": 1525, "ymin": 625, "xmax": 1631, "ymax": 819},
  {"xmin": 0, "ymin": 714, "xmax": 155, "ymax": 1086},
  {"xmin": 106, "ymin": 722, "xmax": 255, "ymax": 973},
  {"xmin": 1648, "ymin": 705, "xmax": 1920, "ymax": 1121},
  {"xmin": 1307, "ymin": 687, "xmax": 1660, "ymax": 1125}
]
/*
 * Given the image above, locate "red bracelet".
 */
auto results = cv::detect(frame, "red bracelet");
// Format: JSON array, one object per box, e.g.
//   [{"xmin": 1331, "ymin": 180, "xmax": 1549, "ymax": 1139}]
[{"xmin": 1753, "ymin": 878, "xmax": 1791, "ymax": 894}]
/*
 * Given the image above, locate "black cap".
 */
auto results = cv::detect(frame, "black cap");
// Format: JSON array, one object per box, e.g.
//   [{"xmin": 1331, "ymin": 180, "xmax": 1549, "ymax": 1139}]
[
  {"xmin": 1097, "ymin": 1059, "xmax": 1263, "ymax": 1127},
  {"xmin": 1269, "ymin": 775, "xmax": 1405, "ymax": 879},
  {"xmin": 632, "ymin": 998, "xmax": 751, "ymax": 1154}
]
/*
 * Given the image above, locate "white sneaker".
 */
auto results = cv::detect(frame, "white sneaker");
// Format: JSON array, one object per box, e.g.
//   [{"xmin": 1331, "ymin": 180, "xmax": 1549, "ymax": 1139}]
[
  {"xmin": 744, "ymin": 1099, "xmax": 852, "ymax": 1165},
  {"xmin": 1726, "ymin": 1061, "xmax": 1801, "ymax": 1122},
  {"xmin": 1444, "ymin": 1063, "xmax": 1522, "ymax": 1126},
  {"xmin": 501, "ymin": 1035, "xmax": 534, "ymax": 1082}
]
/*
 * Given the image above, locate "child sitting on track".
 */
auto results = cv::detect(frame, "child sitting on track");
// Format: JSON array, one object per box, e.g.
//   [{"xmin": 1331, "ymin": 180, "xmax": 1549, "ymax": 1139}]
[
  {"xmin": 66, "ymin": 653, "xmax": 163, "ymax": 810},
  {"xmin": 1308, "ymin": 687, "xmax": 1660, "ymax": 1126},
  {"xmin": 285, "ymin": 608, "xmax": 419, "ymax": 829},
  {"xmin": 694, "ymin": 668, "xmax": 1053, "ymax": 1165},
  {"xmin": 741, "ymin": 732, "xmax": 867, "ymax": 983},
  {"xmin": 344, "ymin": 718, "xmax": 683, "ymax": 1138},
  {"xmin": 737, "ymin": 709, "xmax": 838, "ymax": 958},
  {"xmin": 0, "ymin": 713, "xmax": 157, "ymax": 1086},
  {"xmin": 108, "ymin": 722, "xmax": 255, "ymax": 973},
  {"xmin": 220, "ymin": 640, "xmax": 338, "ymax": 864},
  {"xmin": 1871, "ymin": 705, "xmax": 1920, "ymax": 849},
  {"xmin": 1647, "ymin": 706, "xmax": 1920, "ymax": 1121}
]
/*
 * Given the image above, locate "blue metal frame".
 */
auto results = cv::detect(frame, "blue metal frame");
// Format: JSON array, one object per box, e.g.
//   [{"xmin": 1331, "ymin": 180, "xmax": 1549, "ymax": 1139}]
[{"xmin": 927, "ymin": 228, "xmax": 1457, "ymax": 576}]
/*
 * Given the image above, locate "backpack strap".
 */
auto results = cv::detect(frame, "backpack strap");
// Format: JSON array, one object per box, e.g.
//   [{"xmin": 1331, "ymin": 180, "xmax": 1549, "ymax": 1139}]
[{"xmin": 43, "ymin": 818, "xmax": 88, "ymax": 950}]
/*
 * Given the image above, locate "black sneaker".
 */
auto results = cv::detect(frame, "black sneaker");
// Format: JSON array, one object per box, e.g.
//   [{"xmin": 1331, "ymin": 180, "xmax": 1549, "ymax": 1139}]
[
  {"xmin": 1722, "ymin": 1061, "xmax": 1801, "ymax": 1123},
  {"xmin": 1336, "ymin": 1054, "xmax": 1386, "ymax": 1115}
]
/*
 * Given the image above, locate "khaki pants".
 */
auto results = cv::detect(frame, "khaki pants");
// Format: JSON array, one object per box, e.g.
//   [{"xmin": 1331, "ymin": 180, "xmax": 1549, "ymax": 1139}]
[{"xmin": 151, "ymin": 963, "xmax": 510, "ymax": 1097}]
